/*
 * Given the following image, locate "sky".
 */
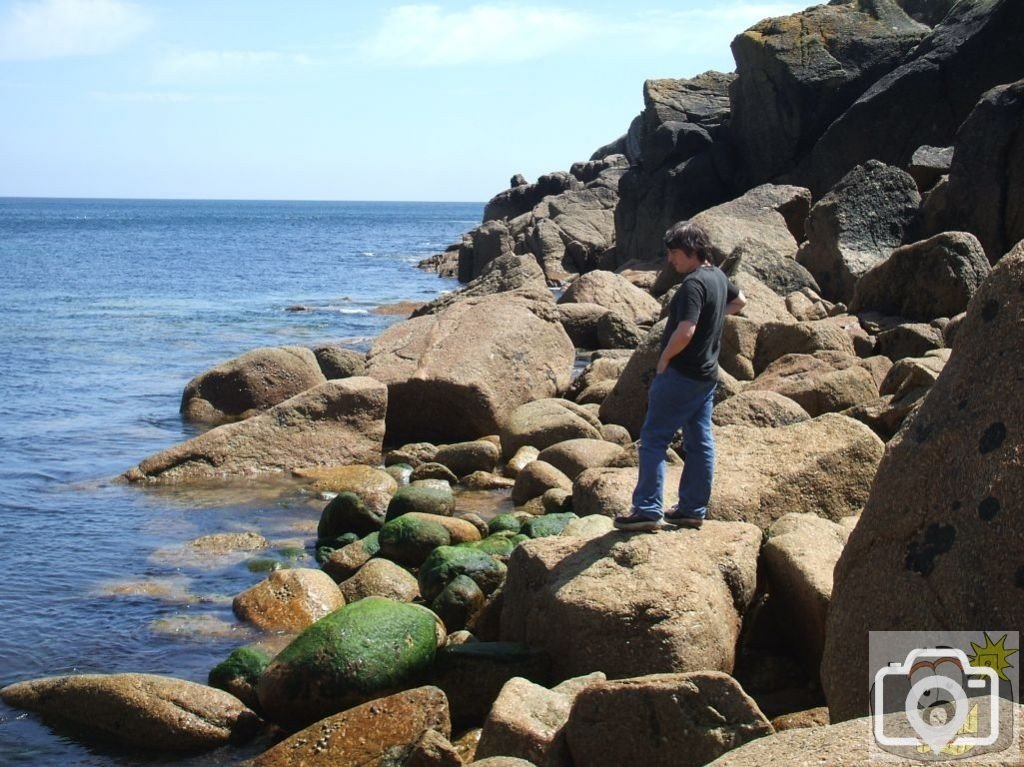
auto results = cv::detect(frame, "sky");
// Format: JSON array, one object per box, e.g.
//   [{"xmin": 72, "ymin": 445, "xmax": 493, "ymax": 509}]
[{"xmin": 0, "ymin": 0, "xmax": 810, "ymax": 202}]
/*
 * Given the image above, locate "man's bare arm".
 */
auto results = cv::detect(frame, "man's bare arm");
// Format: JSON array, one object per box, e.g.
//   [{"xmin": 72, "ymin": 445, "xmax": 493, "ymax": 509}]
[
  {"xmin": 656, "ymin": 320, "xmax": 696, "ymax": 374},
  {"xmin": 725, "ymin": 290, "xmax": 747, "ymax": 316}
]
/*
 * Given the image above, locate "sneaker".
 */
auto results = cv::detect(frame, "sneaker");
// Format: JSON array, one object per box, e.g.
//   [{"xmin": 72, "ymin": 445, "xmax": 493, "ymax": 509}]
[
  {"xmin": 613, "ymin": 511, "xmax": 664, "ymax": 532},
  {"xmin": 664, "ymin": 509, "xmax": 705, "ymax": 529}
]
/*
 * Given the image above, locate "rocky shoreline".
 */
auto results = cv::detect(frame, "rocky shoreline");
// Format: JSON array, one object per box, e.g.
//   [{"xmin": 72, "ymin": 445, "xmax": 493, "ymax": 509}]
[{"xmin": 5, "ymin": 1, "xmax": 1024, "ymax": 765}]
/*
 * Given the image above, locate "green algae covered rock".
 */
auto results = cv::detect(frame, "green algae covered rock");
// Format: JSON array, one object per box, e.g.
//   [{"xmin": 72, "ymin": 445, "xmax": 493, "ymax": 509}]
[
  {"xmin": 378, "ymin": 515, "xmax": 452, "ymax": 567},
  {"xmin": 459, "ymin": 533, "xmax": 528, "ymax": 559},
  {"xmin": 257, "ymin": 597, "xmax": 441, "ymax": 729},
  {"xmin": 419, "ymin": 545, "xmax": 507, "ymax": 604},
  {"xmin": 487, "ymin": 513, "xmax": 522, "ymax": 535},
  {"xmin": 208, "ymin": 646, "xmax": 271, "ymax": 711},
  {"xmin": 522, "ymin": 512, "xmax": 578, "ymax": 538},
  {"xmin": 318, "ymin": 491, "xmax": 385, "ymax": 542},
  {"xmin": 431, "ymin": 574, "xmax": 485, "ymax": 632},
  {"xmin": 385, "ymin": 485, "xmax": 456, "ymax": 521},
  {"xmin": 321, "ymin": 531, "xmax": 379, "ymax": 581}
]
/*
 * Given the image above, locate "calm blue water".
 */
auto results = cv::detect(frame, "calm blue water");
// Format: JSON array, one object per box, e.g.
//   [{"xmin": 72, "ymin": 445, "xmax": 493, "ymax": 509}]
[{"xmin": 0, "ymin": 198, "xmax": 478, "ymax": 765}]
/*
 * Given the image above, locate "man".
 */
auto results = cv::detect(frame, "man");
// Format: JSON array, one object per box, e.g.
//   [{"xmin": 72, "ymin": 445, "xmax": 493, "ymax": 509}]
[{"xmin": 614, "ymin": 220, "xmax": 746, "ymax": 531}]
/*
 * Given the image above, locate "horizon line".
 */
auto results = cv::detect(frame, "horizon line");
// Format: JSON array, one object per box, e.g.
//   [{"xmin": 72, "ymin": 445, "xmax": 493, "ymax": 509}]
[{"xmin": 0, "ymin": 194, "xmax": 486, "ymax": 205}]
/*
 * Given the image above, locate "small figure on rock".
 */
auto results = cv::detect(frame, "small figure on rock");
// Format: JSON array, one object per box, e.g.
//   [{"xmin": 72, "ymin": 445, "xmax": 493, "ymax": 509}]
[{"xmin": 615, "ymin": 221, "xmax": 746, "ymax": 532}]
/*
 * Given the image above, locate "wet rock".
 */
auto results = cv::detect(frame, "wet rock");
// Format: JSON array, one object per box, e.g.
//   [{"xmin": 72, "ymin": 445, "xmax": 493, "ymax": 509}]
[
  {"xmin": 208, "ymin": 646, "xmax": 271, "ymax": 712},
  {"xmin": 511, "ymin": 460, "xmax": 572, "ymax": 505},
  {"xmin": 435, "ymin": 440, "xmax": 501, "ymax": 478},
  {"xmin": 317, "ymin": 490, "xmax": 386, "ymax": 542},
  {"xmin": 321, "ymin": 532, "xmax": 379, "ymax": 583},
  {"xmin": 339, "ymin": 558, "xmax": 420, "ymax": 603},
  {"xmin": 386, "ymin": 484, "xmax": 456, "ymax": 520},
  {"xmin": 233, "ymin": 568, "xmax": 344, "ymax": 632},
  {"xmin": 419, "ymin": 545, "xmax": 508, "ymax": 604},
  {"xmin": 298, "ymin": 465, "xmax": 397, "ymax": 517},
  {"xmin": 378, "ymin": 515, "xmax": 452, "ymax": 568}
]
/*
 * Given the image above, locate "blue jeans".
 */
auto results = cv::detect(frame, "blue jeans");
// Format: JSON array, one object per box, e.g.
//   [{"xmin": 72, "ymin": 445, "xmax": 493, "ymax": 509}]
[{"xmin": 631, "ymin": 367, "xmax": 717, "ymax": 520}]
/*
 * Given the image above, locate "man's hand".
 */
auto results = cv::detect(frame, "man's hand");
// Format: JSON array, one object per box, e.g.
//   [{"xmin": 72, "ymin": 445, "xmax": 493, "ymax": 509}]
[{"xmin": 657, "ymin": 320, "xmax": 696, "ymax": 374}]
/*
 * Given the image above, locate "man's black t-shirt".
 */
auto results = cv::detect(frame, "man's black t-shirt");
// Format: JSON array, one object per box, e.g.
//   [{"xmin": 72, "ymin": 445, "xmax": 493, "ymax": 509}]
[{"xmin": 662, "ymin": 265, "xmax": 739, "ymax": 381}]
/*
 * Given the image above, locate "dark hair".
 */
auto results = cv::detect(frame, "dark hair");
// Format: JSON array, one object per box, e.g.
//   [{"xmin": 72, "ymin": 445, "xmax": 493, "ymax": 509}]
[{"xmin": 663, "ymin": 221, "xmax": 711, "ymax": 262}]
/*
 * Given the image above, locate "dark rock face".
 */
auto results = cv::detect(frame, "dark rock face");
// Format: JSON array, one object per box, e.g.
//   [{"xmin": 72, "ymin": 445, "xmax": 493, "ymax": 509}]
[
  {"xmin": 822, "ymin": 242, "xmax": 1024, "ymax": 722},
  {"xmin": 797, "ymin": 160, "xmax": 921, "ymax": 303},
  {"xmin": 414, "ymin": 253, "xmax": 553, "ymax": 317},
  {"xmin": 907, "ymin": 145, "xmax": 953, "ymax": 191},
  {"xmin": 730, "ymin": 1, "xmax": 926, "ymax": 187},
  {"xmin": 894, "ymin": 0, "xmax": 959, "ymax": 26},
  {"xmin": 799, "ymin": 0, "xmax": 1024, "ymax": 196},
  {"xmin": 942, "ymin": 79, "xmax": 1024, "ymax": 261},
  {"xmin": 483, "ymin": 172, "xmax": 582, "ymax": 224}
]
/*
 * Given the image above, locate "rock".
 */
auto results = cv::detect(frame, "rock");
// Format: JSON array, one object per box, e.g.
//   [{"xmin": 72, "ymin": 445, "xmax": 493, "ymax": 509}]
[
  {"xmin": 754, "ymin": 320, "xmax": 856, "ymax": 375},
  {"xmin": 878, "ymin": 350, "xmax": 948, "ymax": 398},
  {"xmin": 511, "ymin": 460, "xmax": 573, "ymax": 505},
  {"xmin": 430, "ymin": 643, "xmax": 551, "ymax": 731},
  {"xmin": 705, "ymin": 705, "xmax": 1024, "ymax": 766},
  {"xmin": 378, "ymin": 515, "xmax": 452, "ymax": 568},
  {"xmin": 339, "ymin": 558, "xmax": 420, "ymax": 603},
  {"xmin": 321, "ymin": 533, "xmax": 379, "ymax": 583},
  {"xmin": 419, "ymin": 545, "xmax": 508, "ymax": 604},
  {"xmin": 317, "ymin": 490, "xmax": 386, "ymax": 542},
  {"xmin": 500, "ymin": 524, "xmax": 760, "ymax": 681},
  {"xmin": 366, "ymin": 296, "xmax": 575, "ymax": 444},
  {"xmin": 180, "ymin": 346, "xmax": 326, "ymax": 424},
  {"xmin": 386, "ymin": 484, "xmax": 456, "ymax": 520},
  {"xmin": 386, "ymin": 442, "xmax": 439, "ymax": 468},
  {"xmin": 467, "ymin": 758, "xmax": 538, "ymax": 767},
  {"xmin": 500, "ymin": 399, "xmax": 602, "ymax": 459},
  {"xmin": 257, "ymin": 598, "xmax": 442, "ymax": 729},
  {"xmin": 944, "ymin": 79, "xmax": 1024, "ymax": 261},
  {"xmin": 535, "ymin": 439, "xmax": 628, "ymax": 481},
  {"xmin": 895, "ymin": 0, "xmax": 957, "ymax": 27},
  {"xmin": 595, "ymin": 310, "xmax": 644, "ymax": 349},
  {"xmin": 566, "ymin": 356, "xmax": 628, "ymax": 401},
  {"xmin": 572, "ymin": 414, "xmax": 882, "ymax": 529},
  {"xmin": 729, "ymin": 273, "xmax": 795, "ymax": 325},
  {"xmin": 404, "ymin": 728, "xmax": 464, "ymax": 767},
  {"xmin": 770, "ymin": 707, "xmax": 830, "ymax": 732},
  {"xmin": 557, "ymin": 270, "xmax": 661, "ymax": 327},
  {"xmin": 313, "ymin": 345, "xmax": 366, "ymax": 380},
  {"xmin": 875, "ymin": 322, "xmax": 944, "ymax": 360},
  {"xmin": 907, "ymin": 144, "xmax": 953, "ymax": 191},
  {"xmin": 802, "ymin": 0, "xmax": 1024, "ymax": 196},
  {"xmin": 403, "ymin": 513, "xmax": 482, "ymax": 545},
  {"xmin": 412, "ymin": 462, "xmax": 460, "ymax": 484},
  {"xmin": 0, "ymin": 673, "xmax": 260, "ymax": 751},
  {"xmin": 556, "ymin": 302, "xmax": 610, "ymax": 349},
  {"xmin": 123, "ymin": 378, "xmax": 387, "ymax": 482},
  {"xmin": 761, "ymin": 514, "xmax": 854, "ymax": 672},
  {"xmin": 796, "ymin": 161, "xmax": 921, "ymax": 303},
  {"xmin": 298, "ymin": 464, "xmax": 397, "ymax": 515},
  {"xmin": 483, "ymin": 172, "xmax": 580, "ymax": 226},
  {"xmin": 730, "ymin": 3, "xmax": 926, "ymax": 187},
  {"xmin": 188, "ymin": 531, "xmax": 269, "ymax": 555},
  {"xmin": 233, "ymin": 568, "xmax": 344, "ymax": 632},
  {"xmin": 415, "ymin": 253, "xmax": 554, "ymax": 317},
  {"xmin": 476, "ymin": 674, "xmax": 602, "ymax": 767},
  {"xmin": 460, "ymin": 471, "xmax": 515, "ymax": 491},
  {"xmin": 435, "ymin": 440, "xmax": 501, "ymax": 478},
  {"xmin": 561, "ymin": 514, "xmax": 614, "ymax": 540},
  {"xmin": 489, "ymin": 514, "xmax": 522, "ymax": 535},
  {"xmin": 244, "ymin": 686, "xmax": 450, "ymax": 767},
  {"xmin": 720, "ymin": 240, "xmax": 820, "ymax": 297},
  {"xmin": 597, "ymin": 320, "xmax": 663, "ymax": 438},
  {"xmin": 850, "ymin": 231, "xmax": 991, "ymax": 320},
  {"xmin": 504, "ymin": 445, "xmax": 540, "ymax": 477},
  {"xmin": 746, "ymin": 352, "xmax": 880, "ymax": 417},
  {"xmin": 565, "ymin": 672, "xmax": 773, "ymax": 767},
  {"xmin": 712, "ymin": 390, "xmax": 811, "ymax": 428},
  {"xmin": 208, "ymin": 646, "xmax": 270, "ymax": 712},
  {"xmin": 431, "ymin": 574, "xmax": 485, "ymax": 632},
  {"xmin": 521, "ymin": 513, "xmax": 578, "ymax": 539},
  {"xmin": 822, "ymin": 242, "xmax": 1024, "ymax": 721}
]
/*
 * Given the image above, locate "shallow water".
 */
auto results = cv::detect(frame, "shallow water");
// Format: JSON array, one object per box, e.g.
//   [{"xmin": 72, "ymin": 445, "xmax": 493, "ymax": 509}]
[{"xmin": 0, "ymin": 198, "xmax": 481, "ymax": 765}]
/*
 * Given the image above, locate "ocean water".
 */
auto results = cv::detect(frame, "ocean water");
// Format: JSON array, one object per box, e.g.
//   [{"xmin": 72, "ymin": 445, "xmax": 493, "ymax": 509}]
[{"xmin": 0, "ymin": 198, "xmax": 480, "ymax": 765}]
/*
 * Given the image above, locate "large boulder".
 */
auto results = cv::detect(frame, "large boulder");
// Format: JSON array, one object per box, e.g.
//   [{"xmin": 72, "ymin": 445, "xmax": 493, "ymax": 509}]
[
  {"xmin": 746, "ymin": 352, "xmax": 881, "ymax": 417},
  {"xmin": 761, "ymin": 514, "xmax": 855, "ymax": 672},
  {"xmin": 500, "ymin": 523, "xmax": 761, "ymax": 681},
  {"xmin": 943, "ymin": 79, "xmax": 1024, "ymax": 261},
  {"xmin": 0, "ymin": 673, "xmax": 260, "ymax": 751},
  {"xmin": 366, "ymin": 296, "xmax": 575, "ymax": 444},
  {"xmin": 822, "ymin": 242, "xmax": 1024, "ymax": 722},
  {"xmin": 730, "ymin": 2, "xmax": 926, "ymax": 187},
  {"xmin": 796, "ymin": 161, "xmax": 921, "ymax": 303},
  {"xmin": 233, "ymin": 568, "xmax": 345, "ymax": 632},
  {"xmin": 754, "ymin": 320, "xmax": 856, "ymax": 375},
  {"xmin": 712, "ymin": 390, "xmax": 811, "ymax": 428},
  {"xmin": 557, "ymin": 270, "xmax": 660, "ymax": 327},
  {"xmin": 257, "ymin": 598, "xmax": 442, "ymax": 729},
  {"xmin": 705, "ymin": 705, "xmax": 1024, "ymax": 767},
  {"xmin": 122, "ymin": 378, "xmax": 387, "ymax": 482},
  {"xmin": 500, "ymin": 399, "xmax": 602, "ymax": 459},
  {"xmin": 565, "ymin": 672, "xmax": 773, "ymax": 767},
  {"xmin": 180, "ymin": 346, "xmax": 326, "ymax": 424},
  {"xmin": 414, "ymin": 253, "xmax": 554, "ymax": 317},
  {"xmin": 573, "ymin": 414, "xmax": 883, "ymax": 529},
  {"xmin": 244, "ymin": 686, "xmax": 450, "ymax": 767},
  {"xmin": 536, "ymin": 439, "xmax": 629, "ymax": 481},
  {"xmin": 597, "ymin": 320, "xmax": 664, "ymax": 438},
  {"xmin": 800, "ymin": 0, "xmax": 1024, "ymax": 196},
  {"xmin": 850, "ymin": 231, "xmax": 991, "ymax": 319}
]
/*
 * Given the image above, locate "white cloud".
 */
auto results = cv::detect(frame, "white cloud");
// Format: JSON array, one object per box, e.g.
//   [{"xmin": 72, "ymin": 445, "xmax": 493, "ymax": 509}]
[
  {"xmin": 0, "ymin": 0, "xmax": 150, "ymax": 61},
  {"xmin": 364, "ymin": 4, "xmax": 598, "ymax": 67},
  {"xmin": 622, "ymin": 3, "xmax": 811, "ymax": 54},
  {"xmin": 154, "ymin": 49, "xmax": 313, "ymax": 83}
]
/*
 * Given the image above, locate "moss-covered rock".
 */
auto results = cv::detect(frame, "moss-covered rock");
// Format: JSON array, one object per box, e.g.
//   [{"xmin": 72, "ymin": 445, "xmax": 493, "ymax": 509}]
[
  {"xmin": 459, "ymin": 533, "xmax": 527, "ymax": 560},
  {"xmin": 385, "ymin": 485, "xmax": 456, "ymax": 520},
  {"xmin": 318, "ymin": 491, "xmax": 385, "ymax": 542},
  {"xmin": 431, "ymin": 574, "xmax": 486, "ymax": 633},
  {"xmin": 321, "ymin": 532, "xmax": 379, "ymax": 582},
  {"xmin": 378, "ymin": 515, "xmax": 452, "ymax": 567},
  {"xmin": 385, "ymin": 462, "xmax": 413, "ymax": 486},
  {"xmin": 315, "ymin": 533, "xmax": 359, "ymax": 564},
  {"xmin": 208, "ymin": 646, "xmax": 271, "ymax": 711},
  {"xmin": 487, "ymin": 513, "xmax": 522, "ymax": 535},
  {"xmin": 522, "ymin": 512, "xmax": 578, "ymax": 538},
  {"xmin": 257, "ymin": 597, "xmax": 441, "ymax": 729},
  {"xmin": 419, "ymin": 546, "xmax": 508, "ymax": 604}
]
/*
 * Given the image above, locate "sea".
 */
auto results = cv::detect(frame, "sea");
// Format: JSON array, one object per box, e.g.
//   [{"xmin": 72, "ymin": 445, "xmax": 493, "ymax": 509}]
[{"xmin": 0, "ymin": 197, "xmax": 483, "ymax": 765}]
